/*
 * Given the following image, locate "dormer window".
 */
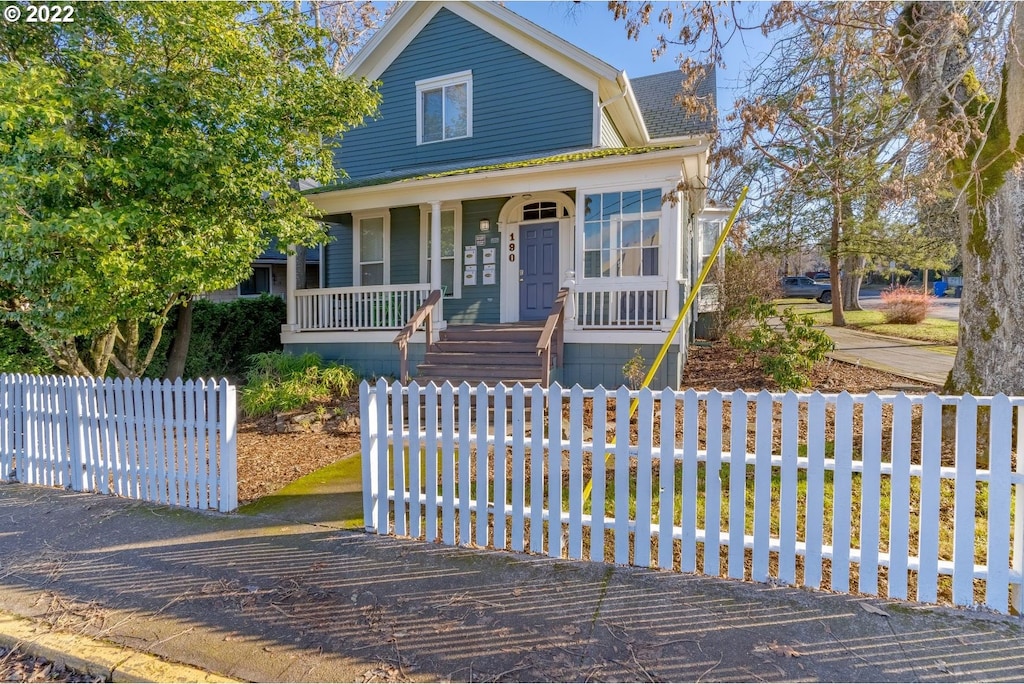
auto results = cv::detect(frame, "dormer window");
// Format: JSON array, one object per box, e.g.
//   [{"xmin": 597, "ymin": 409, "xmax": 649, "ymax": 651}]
[{"xmin": 416, "ymin": 71, "xmax": 472, "ymax": 144}]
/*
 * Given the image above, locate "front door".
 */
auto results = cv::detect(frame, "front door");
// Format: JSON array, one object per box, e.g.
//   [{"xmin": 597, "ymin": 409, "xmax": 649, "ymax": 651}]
[{"xmin": 519, "ymin": 222, "xmax": 559, "ymax": 320}]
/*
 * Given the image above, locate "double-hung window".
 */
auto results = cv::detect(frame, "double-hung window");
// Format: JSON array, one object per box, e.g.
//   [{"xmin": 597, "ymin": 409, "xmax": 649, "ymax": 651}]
[
  {"xmin": 354, "ymin": 214, "xmax": 388, "ymax": 286},
  {"xmin": 417, "ymin": 71, "xmax": 472, "ymax": 144},
  {"xmin": 583, "ymin": 189, "xmax": 662, "ymax": 279},
  {"xmin": 421, "ymin": 208, "xmax": 461, "ymax": 298}
]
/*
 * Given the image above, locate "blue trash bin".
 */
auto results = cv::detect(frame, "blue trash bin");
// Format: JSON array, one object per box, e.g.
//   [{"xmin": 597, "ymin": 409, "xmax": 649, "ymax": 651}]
[
  {"xmin": 954, "ymin": 285, "xmax": 963, "ymax": 297},
  {"xmin": 934, "ymin": 282, "xmax": 948, "ymax": 297}
]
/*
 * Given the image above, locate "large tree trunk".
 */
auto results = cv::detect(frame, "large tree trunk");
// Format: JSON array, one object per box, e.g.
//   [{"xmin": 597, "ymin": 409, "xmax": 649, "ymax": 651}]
[
  {"xmin": 163, "ymin": 298, "xmax": 194, "ymax": 380},
  {"xmin": 841, "ymin": 254, "xmax": 866, "ymax": 311},
  {"xmin": 948, "ymin": 167, "xmax": 1024, "ymax": 394},
  {"xmin": 829, "ymin": 190, "xmax": 846, "ymax": 326}
]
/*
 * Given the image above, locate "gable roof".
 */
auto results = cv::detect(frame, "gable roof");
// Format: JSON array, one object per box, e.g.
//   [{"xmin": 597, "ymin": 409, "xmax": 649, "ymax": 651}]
[{"xmin": 630, "ymin": 69, "xmax": 718, "ymax": 139}]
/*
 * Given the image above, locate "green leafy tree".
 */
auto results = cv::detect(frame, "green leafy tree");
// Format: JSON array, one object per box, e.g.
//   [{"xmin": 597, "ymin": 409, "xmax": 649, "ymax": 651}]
[{"xmin": 0, "ymin": 1, "xmax": 379, "ymax": 378}]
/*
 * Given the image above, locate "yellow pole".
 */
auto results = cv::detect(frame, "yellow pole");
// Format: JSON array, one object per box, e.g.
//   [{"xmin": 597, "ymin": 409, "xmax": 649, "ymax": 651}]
[{"xmin": 582, "ymin": 186, "xmax": 748, "ymax": 502}]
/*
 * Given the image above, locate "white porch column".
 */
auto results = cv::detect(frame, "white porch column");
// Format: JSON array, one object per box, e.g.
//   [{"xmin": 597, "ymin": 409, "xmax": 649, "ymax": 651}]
[
  {"xmin": 285, "ymin": 246, "xmax": 298, "ymax": 331},
  {"xmin": 664, "ymin": 196, "xmax": 682, "ymax": 330},
  {"xmin": 429, "ymin": 201, "xmax": 442, "ymax": 291}
]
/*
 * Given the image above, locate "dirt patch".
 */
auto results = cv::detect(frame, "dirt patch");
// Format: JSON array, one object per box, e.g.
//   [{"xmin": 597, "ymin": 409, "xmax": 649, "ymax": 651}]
[{"xmin": 236, "ymin": 395, "xmax": 362, "ymax": 504}]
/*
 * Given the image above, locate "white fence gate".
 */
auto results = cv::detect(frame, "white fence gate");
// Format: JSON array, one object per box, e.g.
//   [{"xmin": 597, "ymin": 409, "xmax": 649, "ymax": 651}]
[
  {"xmin": 361, "ymin": 380, "xmax": 1024, "ymax": 614},
  {"xmin": 0, "ymin": 374, "xmax": 237, "ymax": 512}
]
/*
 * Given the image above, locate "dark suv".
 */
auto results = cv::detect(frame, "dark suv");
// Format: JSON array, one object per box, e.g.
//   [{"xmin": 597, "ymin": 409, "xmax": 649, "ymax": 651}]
[{"xmin": 780, "ymin": 276, "xmax": 832, "ymax": 303}]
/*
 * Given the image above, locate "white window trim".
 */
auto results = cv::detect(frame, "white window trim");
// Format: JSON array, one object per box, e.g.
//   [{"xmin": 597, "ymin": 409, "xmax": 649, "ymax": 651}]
[
  {"xmin": 578, "ymin": 187, "xmax": 666, "ymax": 282},
  {"xmin": 416, "ymin": 70, "xmax": 473, "ymax": 145},
  {"xmin": 352, "ymin": 211, "xmax": 391, "ymax": 286},
  {"xmin": 419, "ymin": 203, "xmax": 463, "ymax": 298},
  {"xmin": 238, "ymin": 264, "xmax": 272, "ymax": 297}
]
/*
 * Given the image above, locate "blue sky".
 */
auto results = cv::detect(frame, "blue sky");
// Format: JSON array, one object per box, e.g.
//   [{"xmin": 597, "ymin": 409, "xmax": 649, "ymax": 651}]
[{"xmin": 505, "ymin": 1, "xmax": 772, "ymax": 105}]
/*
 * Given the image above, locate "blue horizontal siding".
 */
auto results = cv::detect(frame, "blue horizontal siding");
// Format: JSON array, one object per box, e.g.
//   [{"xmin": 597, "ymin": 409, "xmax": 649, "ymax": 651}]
[
  {"xmin": 337, "ymin": 7, "xmax": 594, "ymax": 179},
  {"xmin": 390, "ymin": 206, "xmax": 421, "ymax": 285},
  {"xmin": 444, "ymin": 197, "xmax": 507, "ymax": 324},
  {"xmin": 322, "ymin": 214, "xmax": 353, "ymax": 288}
]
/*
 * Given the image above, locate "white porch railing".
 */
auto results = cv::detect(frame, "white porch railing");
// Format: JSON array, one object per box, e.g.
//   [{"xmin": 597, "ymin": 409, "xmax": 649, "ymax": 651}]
[
  {"xmin": 295, "ymin": 284, "xmax": 436, "ymax": 331},
  {"xmin": 573, "ymin": 283, "xmax": 668, "ymax": 328}
]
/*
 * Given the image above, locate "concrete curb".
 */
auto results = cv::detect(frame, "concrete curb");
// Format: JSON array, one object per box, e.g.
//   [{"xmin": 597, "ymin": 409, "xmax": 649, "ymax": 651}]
[{"xmin": 0, "ymin": 610, "xmax": 239, "ymax": 683}]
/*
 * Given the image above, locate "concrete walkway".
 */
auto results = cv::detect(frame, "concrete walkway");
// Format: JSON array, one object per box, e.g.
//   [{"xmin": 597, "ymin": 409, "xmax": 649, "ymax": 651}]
[
  {"xmin": 3, "ymin": 483, "xmax": 1024, "ymax": 682},
  {"xmin": 823, "ymin": 325, "xmax": 955, "ymax": 388}
]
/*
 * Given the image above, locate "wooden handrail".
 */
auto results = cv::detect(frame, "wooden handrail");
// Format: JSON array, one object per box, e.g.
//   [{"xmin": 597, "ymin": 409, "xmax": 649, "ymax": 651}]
[
  {"xmin": 536, "ymin": 288, "xmax": 569, "ymax": 387},
  {"xmin": 392, "ymin": 289, "xmax": 442, "ymax": 383}
]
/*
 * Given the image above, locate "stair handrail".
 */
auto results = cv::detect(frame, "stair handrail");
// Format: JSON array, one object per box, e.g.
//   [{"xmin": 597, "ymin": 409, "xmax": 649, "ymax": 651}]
[
  {"xmin": 536, "ymin": 288, "xmax": 570, "ymax": 387},
  {"xmin": 393, "ymin": 289, "xmax": 442, "ymax": 383}
]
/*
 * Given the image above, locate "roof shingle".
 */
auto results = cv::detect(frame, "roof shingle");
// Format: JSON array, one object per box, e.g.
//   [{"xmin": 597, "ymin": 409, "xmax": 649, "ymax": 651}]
[{"xmin": 630, "ymin": 69, "xmax": 717, "ymax": 139}]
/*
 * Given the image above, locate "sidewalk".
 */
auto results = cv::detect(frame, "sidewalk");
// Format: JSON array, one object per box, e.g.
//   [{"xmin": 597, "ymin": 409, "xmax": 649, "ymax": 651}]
[
  {"xmin": 2, "ymin": 482, "xmax": 1024, "ymax": 682},
  {"xmin": 823, "ymin": 325, "xmax": 955, "ymax": 388}
]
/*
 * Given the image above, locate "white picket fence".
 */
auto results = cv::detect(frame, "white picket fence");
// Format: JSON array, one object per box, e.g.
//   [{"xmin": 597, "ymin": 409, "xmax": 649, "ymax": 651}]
[
  {"xmin": 361, "ymin": 380, "xmax": 1024, "ymax": 614},
  {"xmin": 0, "ymin": 374, "xmax": 237, "ymax": 512}
]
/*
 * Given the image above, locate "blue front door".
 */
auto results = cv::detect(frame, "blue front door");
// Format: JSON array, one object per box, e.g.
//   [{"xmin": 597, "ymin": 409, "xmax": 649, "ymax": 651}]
[{"xmin": 519, "ymin": 222, "xmax": 559, "ymax": 321}]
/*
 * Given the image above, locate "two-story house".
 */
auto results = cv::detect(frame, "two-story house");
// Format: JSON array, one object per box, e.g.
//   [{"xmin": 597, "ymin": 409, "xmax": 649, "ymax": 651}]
[{"xmin": 281, "ymin": 0, "xmax": 722, "ymax": 388}]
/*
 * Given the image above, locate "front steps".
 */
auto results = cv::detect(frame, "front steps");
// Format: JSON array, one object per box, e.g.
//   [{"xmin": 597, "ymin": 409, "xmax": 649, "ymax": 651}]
[{"xmin": 414, "ymin": 324, "xmax": 549, "ymax": 386}]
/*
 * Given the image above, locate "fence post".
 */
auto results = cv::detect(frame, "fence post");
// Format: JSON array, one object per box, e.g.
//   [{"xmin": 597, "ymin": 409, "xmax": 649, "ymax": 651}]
[
  {"xmin": 360, "ymin": 380, "xmax": 378, "ymax": 531},
  {"xmin": 218, "ymin": 379, "xmax": 237, "ymax": 512},
  {"xmin": 1013, "ymin": 401, "xmax": 1024, "ymax": 614}
]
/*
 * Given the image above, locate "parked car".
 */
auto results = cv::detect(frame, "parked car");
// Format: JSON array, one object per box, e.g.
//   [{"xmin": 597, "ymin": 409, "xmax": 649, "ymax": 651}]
[
  {"xmin": 780, "ymin": 276, "xmax": 832, "ymax": 303},
  {"xmin": 810, "ymin": 271, "xmax": 831, "ymax": 282}
]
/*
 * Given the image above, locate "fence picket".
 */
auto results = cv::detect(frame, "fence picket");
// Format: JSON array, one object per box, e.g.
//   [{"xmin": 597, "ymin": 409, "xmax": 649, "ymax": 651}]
[
  {"xmin": 752, "ymin": 390, "xmax": 773, "ymax": 582},
  {"xmin": 424, "ymin": 383, "xmax": 439, "ymax": 541},
  {"xmin": 986, "ymin": 394, "xmax": 1012, "ymax": 611},
  {"xmin": 457, "ymin": 382, "xmax": 472, "ymax": 545},
  {"xmin": 568, "ymin": 385, "xmax": 585, "ymax": 559},
  {"xmin": 548, "ymin": 384, "xmax": 564, "ymax": 558},
  {"xmin": 529, "ymin": 385, "xmax": 545, "ymax": 554},
  {"xmin": 681, "ymin": 389, "xmax": 699, "ymax": 572},
  {"xmin": 804, "ymin": 392, "xmax": 826, "ymax": 589},
  {"xmin": 703, "ymin": 390, "xmax": 723, "ymax": 576},
  {"xmin": 860, "ymin": 393, "xmax": 883, "ymax": 595},
  {"xmin": 408, "ymin": 382, "xmax": 422, "ymax": 539},
  {"xmin": 475, "ymin": 382, "xmax": 489, "ymax": 548},
  {"xmin": 494, "ymin": 384, "xmax": 508, "ymax": 550},
  {"xmin": 953, "ymin": 395, "xmax": 978, "ymax": 606},
  {"xmin": 659, "ymin": 387, "xmax": 678, "ymax": 570},
  {"xmin": 634, "ymin": 389, "xmax": 654, "ymax": 567},
  {"xmin": 779, "ymin": 391, "xmax": 799, "ymax": 585},
  {"xmin": 376, "ymin": 379, "xmax": 391, "ymax": 535},
  {"xmin": 832, "ymin": 392, "xmax": 854, "ymax": 592},
  {"xmin": 392, "ymin": 381, "xmax": 407, "ymax": 537},
  {"xmin": 917, "ymin": 393, "xmax": 942, "ymax": 603},
  {"xmin": 728, "ymin": 391, "xmax": 747, "ymax": 579},
  {"xmin": 888, "ymin": 394, "xmax": 913, "ymax": 600},
  {"xmin": 510, "ymin": 384, "xmax": 525, "ymax": 552},
  {"xmin": 590, "ymin": 386, "xmax": 607, "ymax": 563},
  {"xmin": 613, "ymin": 386, "xmax": 631, "ymax": 565},
  {"xmin": 440, "ymin": 382, "xmax": 456, "ymax": 545},
  {"xmin": 219, "ymin": 379, "xmax": 237, "ymax": 513},
  {"xmin": 197, "ymin": 380, "xmax": 211, "ymax": 510},
  {"xmin": 172, "ymin": 378, "xmax": 187, "ymax": 505}
]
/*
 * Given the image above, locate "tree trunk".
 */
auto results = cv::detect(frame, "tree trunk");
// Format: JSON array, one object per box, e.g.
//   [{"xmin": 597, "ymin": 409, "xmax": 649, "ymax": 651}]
[
  {"xmin": 841, "ymin": 254, "xmax": 865, "ymax": 311},
  {"xmin": 948, "ymin": 167, "xmax": 1024, "ymax": 394},
  {"xmin": 829, "ymin": 191, "xmax": 846, "ymax": 326},
  {"xmin": 164, "ymin": 298, "xmax": 194, "ymax": 380}
]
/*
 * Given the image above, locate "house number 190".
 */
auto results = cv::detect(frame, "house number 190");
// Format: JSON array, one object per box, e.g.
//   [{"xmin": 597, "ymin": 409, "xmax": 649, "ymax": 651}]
[{"xmin": 508, "ymin": 232, "xmax": 515, "ymax": 262}]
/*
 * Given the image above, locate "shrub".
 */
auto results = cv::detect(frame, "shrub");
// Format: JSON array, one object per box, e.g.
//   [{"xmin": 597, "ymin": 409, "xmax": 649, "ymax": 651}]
[
  {"xmin": 622, "ymin": 348, "xmax": 647, "ymax": 389},
  {"xmin": 0, "ymin": 323, "xmax": 57, "ymax": 374},
  {"xmin": 705, "ymin": 250, "xmax": 781, "ymax": 340},
  {"xmin": 730, "ymin": 299, "xmax": 835, "ymax": 391},
  {"xmin": 880, "ymin": 286, "xmax": 933, "ymax": 324},
  {"xmin": 147, "ymin": 295, "xmax": 287, "ymax": 379},
  {"xmin": 239, "ymin": 351, "xmax": 358, "ymax": 417}
]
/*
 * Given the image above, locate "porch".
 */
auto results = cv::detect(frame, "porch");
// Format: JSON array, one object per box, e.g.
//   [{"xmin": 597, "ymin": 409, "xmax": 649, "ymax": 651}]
[{"xmin": 281, "ymin": 282, "xmax": 685, "ymax": 388}]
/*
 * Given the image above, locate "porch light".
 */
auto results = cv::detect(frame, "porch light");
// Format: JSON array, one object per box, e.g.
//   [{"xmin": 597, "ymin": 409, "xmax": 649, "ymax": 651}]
[{"xmin": 479, "ymin": 219, "xmax": 490, "ymax": 232}]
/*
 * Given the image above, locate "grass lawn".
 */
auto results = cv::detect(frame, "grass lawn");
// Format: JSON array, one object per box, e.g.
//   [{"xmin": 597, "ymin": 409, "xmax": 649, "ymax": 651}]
[{"xmin": 795, "ymin": 305, "xmax": 959, "ymax": 345}]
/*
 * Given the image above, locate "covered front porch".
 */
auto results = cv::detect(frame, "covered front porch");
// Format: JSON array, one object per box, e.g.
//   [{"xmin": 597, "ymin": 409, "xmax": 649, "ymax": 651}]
[{"xmin": 281, "ymin": 145, "xmax": 710, "ymax": 387}]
